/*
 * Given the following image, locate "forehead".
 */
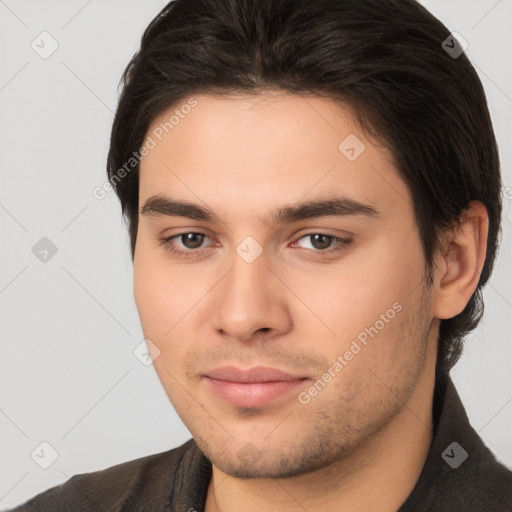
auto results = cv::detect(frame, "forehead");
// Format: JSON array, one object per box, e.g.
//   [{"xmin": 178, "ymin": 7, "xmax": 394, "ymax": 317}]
[{"xmin": 138, "ymin": 92, "xmax": 411, "ymax": 224}]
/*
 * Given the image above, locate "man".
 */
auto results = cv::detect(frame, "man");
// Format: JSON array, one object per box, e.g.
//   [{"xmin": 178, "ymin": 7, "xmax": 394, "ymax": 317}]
[{"xmin": 9, "ymin": 0, "xmax": 511, "ymax": 510}]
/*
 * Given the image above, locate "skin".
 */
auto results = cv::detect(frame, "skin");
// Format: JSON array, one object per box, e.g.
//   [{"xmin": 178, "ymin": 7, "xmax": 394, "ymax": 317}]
[{"xmin": 133, "ymin": 91, "xmax": 489, "ymax": 512}]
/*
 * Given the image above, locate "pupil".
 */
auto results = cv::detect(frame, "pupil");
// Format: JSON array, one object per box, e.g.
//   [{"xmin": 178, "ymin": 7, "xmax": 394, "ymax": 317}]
[
  {"xmin": 312, "ymin": 234, "xmax": 331, "ymax": 250},
  {"xmin": 183, "ymin": 233, "xmax": 204, "ymax": 249}
]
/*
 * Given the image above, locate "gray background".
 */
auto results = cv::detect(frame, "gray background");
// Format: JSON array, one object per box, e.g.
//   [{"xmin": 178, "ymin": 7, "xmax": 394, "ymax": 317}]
[{"xmin": 1, "ymin": 0, "xmax": 511, "ymax": 508}]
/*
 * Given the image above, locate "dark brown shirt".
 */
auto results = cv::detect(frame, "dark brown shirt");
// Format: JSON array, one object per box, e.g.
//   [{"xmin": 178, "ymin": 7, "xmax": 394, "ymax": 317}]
[{"xmin": 7, "ymin": 376, "xmax": 512, "ymax": 511}]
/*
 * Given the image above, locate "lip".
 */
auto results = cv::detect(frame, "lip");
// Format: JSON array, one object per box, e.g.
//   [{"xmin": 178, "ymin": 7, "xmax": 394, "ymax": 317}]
[{"xmin": 204, "ymin": 366, "xmax": 309, "ymax": 408}]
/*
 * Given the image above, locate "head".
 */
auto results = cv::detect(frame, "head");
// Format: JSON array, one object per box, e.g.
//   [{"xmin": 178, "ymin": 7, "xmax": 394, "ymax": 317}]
[{"xmin": 106, "ymin": 0, "xmax": 501, "ymax": 479}]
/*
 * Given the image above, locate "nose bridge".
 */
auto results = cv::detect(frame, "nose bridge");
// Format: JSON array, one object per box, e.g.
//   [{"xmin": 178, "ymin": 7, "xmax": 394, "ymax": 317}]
[
  {"xmin": 212, "ymin": 245, "xmax": 290, "ymax": 340},
  {"xmin": 224, "ymin": 247, "xmax": 271, "ymax": 313}
]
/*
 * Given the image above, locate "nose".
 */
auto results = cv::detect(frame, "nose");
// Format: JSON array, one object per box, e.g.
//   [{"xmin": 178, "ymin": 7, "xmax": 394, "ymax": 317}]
[{"xmin": 211, "ymin": 247, "xmax": 292, "ymax": 342}]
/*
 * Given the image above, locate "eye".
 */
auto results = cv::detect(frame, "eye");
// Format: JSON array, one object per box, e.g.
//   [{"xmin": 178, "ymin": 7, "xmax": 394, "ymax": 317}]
[
  {"xmin": 292, "ymin": 233, "xmax": 352, "ymax": 254},
  {"xmin": 159, "ymin": 232, "xmax": 214, "ymax": 257},
  {"xmin": 159, "ymin": 231, "xmax": 352, "ymax": 258}
]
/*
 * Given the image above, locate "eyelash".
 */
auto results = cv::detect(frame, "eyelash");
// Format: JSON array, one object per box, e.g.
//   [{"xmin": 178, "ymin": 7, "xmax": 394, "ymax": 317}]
[{"xmin": 158, "ymin": 232, "xmax": 352, "ymax": 258}]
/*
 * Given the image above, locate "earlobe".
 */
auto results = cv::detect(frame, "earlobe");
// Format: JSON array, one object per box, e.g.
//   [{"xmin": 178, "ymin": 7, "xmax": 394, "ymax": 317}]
[{"xmin": 432, "ymin": 201, "xmax": 489, "ymax": 320}]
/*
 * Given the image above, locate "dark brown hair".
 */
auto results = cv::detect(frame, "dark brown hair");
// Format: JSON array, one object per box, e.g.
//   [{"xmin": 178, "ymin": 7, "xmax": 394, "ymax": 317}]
[{"xmin": 106, "ymin": 0, "xmax": 502, "ymax": 378}]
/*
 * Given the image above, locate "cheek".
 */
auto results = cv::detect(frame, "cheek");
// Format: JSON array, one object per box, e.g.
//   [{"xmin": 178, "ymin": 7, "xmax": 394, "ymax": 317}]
[
  {"xmin": 308, "ymin": 293, "xmax": 428, "ymax": 418},
  {"xmin": 133, "ymin": 242, "xmax": 177, "ymax": 341},
  {"xmin": 133, "ymin": 243, "xmax": 217, "ymax": 374},
  {"xmin": 299, "ymin": 241, "xmax": 422, "ymax": 345},
  {"xmin": 134, "ymin": 237, "xmax": 189, "ymax": 320},
  {"xmin": 298, "ymin": 245, "xmax": 428, "ymax": 395}
]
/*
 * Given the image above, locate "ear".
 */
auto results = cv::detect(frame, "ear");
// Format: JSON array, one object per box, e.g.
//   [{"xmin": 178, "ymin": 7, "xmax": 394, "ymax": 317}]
[{"xmin": 432, "ymin": 201, "xmax": 489, "ymax": 320}]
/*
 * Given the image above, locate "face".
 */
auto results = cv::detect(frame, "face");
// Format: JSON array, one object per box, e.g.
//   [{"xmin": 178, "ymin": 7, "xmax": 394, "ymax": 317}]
[{"xmin": 134, "ymin": 91, "xmax": 437, "ymax": 479}]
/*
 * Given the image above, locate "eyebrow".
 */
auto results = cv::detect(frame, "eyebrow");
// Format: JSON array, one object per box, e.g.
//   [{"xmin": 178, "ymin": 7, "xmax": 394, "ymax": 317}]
[{"xmin": 140, "ymin": 193, "xmax": 379, "ymax": 225}]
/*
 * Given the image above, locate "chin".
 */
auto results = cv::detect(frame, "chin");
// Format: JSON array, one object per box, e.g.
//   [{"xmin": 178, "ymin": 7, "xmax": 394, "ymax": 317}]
[{"xmin": 196, "ymin": 433, "xmax": 346, "ymax": 480}]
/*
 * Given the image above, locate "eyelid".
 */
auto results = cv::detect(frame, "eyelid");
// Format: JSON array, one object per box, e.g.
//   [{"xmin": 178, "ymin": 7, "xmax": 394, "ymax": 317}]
[
  {"xmin": 292, "ymin": 232, "xmax": 351, "ymax": 246},
  {"xmin": 158, "ymin": 231, "xmax": 216, "ymax": 254},
  {"xmin": 159, "ymin": 230, "xmax": 353, "ymax": 258}
]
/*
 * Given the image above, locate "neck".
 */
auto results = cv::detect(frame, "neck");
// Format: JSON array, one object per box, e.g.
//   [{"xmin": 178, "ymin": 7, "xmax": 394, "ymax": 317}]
[{"xmin": 205, "ymin": 360, "xmax": 436, "ymax": 512}]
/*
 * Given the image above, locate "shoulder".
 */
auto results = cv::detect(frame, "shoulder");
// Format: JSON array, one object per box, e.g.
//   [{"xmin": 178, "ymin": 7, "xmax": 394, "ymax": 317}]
[
  {"xmin": 6, "ymin": 439, "xmax": 197, "ymax": 512},
  {"xmin": 421, "ymin": 378, "xmax": 512, "ymax": 510},
  {"xmin": 400, "ymin": 377, "xmax": 512, "ymax": 511},
  {"xmin": 435, "ymin": 441, "xmax": 512, "ymax": 510}
]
